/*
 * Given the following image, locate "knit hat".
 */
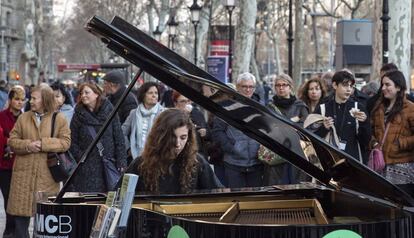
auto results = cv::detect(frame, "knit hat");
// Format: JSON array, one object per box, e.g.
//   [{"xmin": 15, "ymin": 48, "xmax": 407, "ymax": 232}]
[{"xmin": 102, "ymin": 70, "xmax": 126, "ymax": 85}]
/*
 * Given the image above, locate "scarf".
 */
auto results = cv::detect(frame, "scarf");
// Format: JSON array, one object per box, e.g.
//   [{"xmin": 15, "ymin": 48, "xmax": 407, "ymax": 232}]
[
  {"xmin": 130, "ymin": 103, "xmax": 163, "ymax": 159},
  {"xmin": 272, "ymin": 95, "xmax": 296, "ymax": 109}
]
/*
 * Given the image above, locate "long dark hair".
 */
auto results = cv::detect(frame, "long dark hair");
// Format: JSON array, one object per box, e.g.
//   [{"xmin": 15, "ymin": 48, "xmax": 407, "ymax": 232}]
[
  {"xmin": 375, "ymin": 70, "xmax": 406, "ymax": 123},
  {"xmin": 138, "ymin": 108, "xmax": 198, "ymax": 193}
]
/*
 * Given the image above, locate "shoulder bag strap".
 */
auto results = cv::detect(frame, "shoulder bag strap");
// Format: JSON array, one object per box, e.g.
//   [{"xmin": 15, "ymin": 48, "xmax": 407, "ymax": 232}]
[
  {"xmin": 86, "ymin": 125, "xmax": 105, "ymax": 157},
  {"xmin": 379, "ymin": 123, "xmax": 391, "ymax": 150},
  {"xmin": 51, "ymin": 112, "xmax": 58, "ymax": 137}
]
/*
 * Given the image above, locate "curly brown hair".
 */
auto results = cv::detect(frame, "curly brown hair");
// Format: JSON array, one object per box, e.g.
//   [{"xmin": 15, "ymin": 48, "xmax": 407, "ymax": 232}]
[
  {"xmin": 138, "ymin": 108, "xmax": 199, "ymax": 193},
  {"xmin": 298, "ymin": 76, "xmax": 327, "ymax": 109}
]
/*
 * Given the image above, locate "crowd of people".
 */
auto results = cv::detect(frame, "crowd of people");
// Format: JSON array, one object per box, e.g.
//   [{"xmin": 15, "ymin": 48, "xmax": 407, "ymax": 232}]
[{"xmin": 0, "ymin": 63, "xmax": 413, "ymax": 237}]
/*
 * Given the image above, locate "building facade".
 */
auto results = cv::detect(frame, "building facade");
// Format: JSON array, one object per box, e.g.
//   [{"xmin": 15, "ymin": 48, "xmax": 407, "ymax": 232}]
[{"xmin": 0, "ymin": 0, "xmax": 53, "ymax": 85}]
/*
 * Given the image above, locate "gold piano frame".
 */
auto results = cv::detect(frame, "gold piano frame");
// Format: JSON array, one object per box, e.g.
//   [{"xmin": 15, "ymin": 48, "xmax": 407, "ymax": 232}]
[{"xmin": 134, "ymin": 199, "xmax": 328, "ymax": 225}]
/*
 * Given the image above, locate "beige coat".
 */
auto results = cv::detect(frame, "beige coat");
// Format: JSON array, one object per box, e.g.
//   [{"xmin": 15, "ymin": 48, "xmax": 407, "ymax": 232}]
[{"xmin": 7, "ymin": 111, "xmax": 71, "ymax": 216}]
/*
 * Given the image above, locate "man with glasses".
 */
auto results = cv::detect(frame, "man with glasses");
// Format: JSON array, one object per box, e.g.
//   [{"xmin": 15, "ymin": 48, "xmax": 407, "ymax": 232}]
[
  {"xmin": 313, "ymin": 70, "xmax": 371, "ymax": 163},
  {"xmin": 211, "ymin": 72, "xmax": 263, "ymax": 188}
]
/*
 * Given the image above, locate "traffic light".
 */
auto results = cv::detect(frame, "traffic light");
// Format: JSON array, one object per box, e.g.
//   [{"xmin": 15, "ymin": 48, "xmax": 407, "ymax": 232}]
[{"xmin": 15, "ymin": 73, "xmax": 20, "ymax": 80}]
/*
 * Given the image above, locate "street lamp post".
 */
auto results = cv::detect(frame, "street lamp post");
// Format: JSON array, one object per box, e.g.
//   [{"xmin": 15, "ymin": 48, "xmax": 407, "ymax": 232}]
[
  {"xmin": 287, "ymin": 0, "xmax": 293, "ymax": 77},
  {"xmin": 224, "ymin": 0, "xmax": 235, "ymax": 82},
  {"xmin": 153, "ymin": 25, "xmax": 162, "ymax": 42},
  {"xmin": 381, "ymin": 0, "xmax": 390, "ymax": 64},
  {"xmin": 189, "ymin": 0, "xmax": 202, "ymax": 65},
  {"xmin": 167, "ymin": 16, "xmax": 179, "ymax": 51}
]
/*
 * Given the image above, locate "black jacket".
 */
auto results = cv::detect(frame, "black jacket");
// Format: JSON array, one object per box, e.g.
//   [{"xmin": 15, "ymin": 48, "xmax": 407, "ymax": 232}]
[
  {"xmin": 314, "ymin": 98, "xmax": 371, "ymax": 163},
  {"xmin": 69, "ymin": 99, "xmax": 127, "ymax": 192},
  {"xmin": 190, "ymin": 107, "xmax": 208, "ymax": 156},
  {"xmin": 108, "ymin": 86, "xmax": 138, "ymax": 124},
  {"xmin": 126, "ymin": 154, "xmax": 223, "ymax": 194}
]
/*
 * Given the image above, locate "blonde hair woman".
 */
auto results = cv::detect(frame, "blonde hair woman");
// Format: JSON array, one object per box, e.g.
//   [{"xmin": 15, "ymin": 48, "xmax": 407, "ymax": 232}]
[{"xmin": 7, "ymin": 85, "xmax": 71, "ymax": 238}]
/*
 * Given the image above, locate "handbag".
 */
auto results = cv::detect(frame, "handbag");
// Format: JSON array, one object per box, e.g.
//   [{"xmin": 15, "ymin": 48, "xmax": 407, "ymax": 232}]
[
  {"xmin": 47, "ymin": 112, "xmax": 77, "ymax": 182},
  {"xmin": 257, "ymin": 145, "xmax": 285, "ymax": 166},
  {"xmin": 86, "ymin": 126, "xmax": 121, "ymax": 191},
  {"xmin": 368, "ymin": 123, "xmax": 390, "ymax": 172}
]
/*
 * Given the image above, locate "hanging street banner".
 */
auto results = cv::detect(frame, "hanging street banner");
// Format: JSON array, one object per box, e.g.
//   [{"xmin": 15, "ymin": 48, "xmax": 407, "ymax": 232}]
[{"xmin": 207, "ymin": 56, "xmax": 228, "ymax": 84}]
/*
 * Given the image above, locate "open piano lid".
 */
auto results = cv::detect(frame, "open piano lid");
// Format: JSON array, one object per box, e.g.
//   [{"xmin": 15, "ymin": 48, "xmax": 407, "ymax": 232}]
[{"xmin": 85, "ymin": 16, "xmax": 414, "ymax": 207}]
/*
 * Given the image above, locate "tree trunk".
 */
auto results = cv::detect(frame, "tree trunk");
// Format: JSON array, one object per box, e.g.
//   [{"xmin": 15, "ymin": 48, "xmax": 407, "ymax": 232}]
[
  {"xmin": 251, "ymin": 49, "xmax": 261, "ymax": 83},
  {"xmin": 293, "ymin": 0, "xmax": 304, "ymax": 87},
  {"xmin": 389, "ymin": 0, "xmax": 411, "ymax": 85},
  {"xmin": 371, "ymin": 0, "xmax": 382, "ymax": 82},
  {"xmin": 197, "ymin": 0, "xmax": 217, "ymax": 69},
  {"xmin": 311, "ymin": 15, "xmax": 320, "ymax": 71},
  {"xmin": 233, "ymin": 0, "xmax": 257, "ymax": 80},
  {"xmin": 267, "ymin": 33, "xmax": 282, "ymax": 76}
]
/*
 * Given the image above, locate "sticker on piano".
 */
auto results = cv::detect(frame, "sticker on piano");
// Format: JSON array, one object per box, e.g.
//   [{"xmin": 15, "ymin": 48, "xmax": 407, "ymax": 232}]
[{"xmin": 323, "ymin": 230, "xmax": 362, "ymax": 238}]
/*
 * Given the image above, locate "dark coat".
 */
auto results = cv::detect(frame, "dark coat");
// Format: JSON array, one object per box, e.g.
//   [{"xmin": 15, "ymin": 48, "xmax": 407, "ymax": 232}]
[
  {"xmin": 190, "ymin": 107, "xmax": 208, "ymax": 156},
  {"xmin": 314, "ymin": 98, "xmax": 371, "ymax": 163},
  {"xmin": 69, "ymin": 99, "xmax": 127, "ymax": 192},
  {"xmin": 126, "ymin": 154, "xmax": 223, "ymax": 194},
  {"xmin": 108, "ymin": 86, "xmax": 138, "ymax": 124},
  {"xmin": 270, "ymin": 96, "xmax": 309, "ymax": 127}
]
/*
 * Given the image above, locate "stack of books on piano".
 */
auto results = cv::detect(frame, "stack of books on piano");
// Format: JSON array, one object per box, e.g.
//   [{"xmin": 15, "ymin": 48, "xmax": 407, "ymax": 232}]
[{"xmin": 89, "ymin": 173, "xmax": 138, "ymax": 238}]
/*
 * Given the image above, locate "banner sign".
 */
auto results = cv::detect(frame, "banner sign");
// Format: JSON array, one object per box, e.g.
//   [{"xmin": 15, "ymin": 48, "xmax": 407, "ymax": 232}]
[{"xmin": 207, "ymin": 56, "xmax": 228, "ymax": 83}]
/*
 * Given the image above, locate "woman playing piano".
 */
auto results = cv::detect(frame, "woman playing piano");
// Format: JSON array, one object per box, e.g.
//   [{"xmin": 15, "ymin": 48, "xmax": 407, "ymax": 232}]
[{"xmin": 125, "ymin": 108, "xmax": 222, "ymax": 194}]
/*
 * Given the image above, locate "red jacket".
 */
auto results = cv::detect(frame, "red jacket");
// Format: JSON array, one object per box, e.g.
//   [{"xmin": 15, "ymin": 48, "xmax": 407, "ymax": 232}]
[{"xmin": 0, "ymin": 108, "xmax": 19, "ymax": 170}]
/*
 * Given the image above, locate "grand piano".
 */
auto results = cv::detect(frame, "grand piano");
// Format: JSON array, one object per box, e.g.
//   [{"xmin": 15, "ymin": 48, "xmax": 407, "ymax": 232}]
[{"xmin": 34, "ymin": 16, "xmax": 414, "ymax": 238}]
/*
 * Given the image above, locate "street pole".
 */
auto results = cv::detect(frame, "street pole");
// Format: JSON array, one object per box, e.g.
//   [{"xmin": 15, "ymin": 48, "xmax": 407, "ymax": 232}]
[
  {"xmin": 381, "ymin": 0, "xmax": 390, "ymax": 64},
  {"xmin": 193, "ymin": 23, "xmax": 198, "ymax": 64},
  {"xmin": 329, "ymin": 0, "xmax": 334, "ymax": 70},
  {"xmin": 189, "ymin": 0, "xmax": 202, "ymax": 65},
  {"xmin": 287, "ymin": 0, "xmax": 293, "ymax": 77},
  {"xmin": 227, "ymin": 6, "xmax": 234, "ymax": 82}
]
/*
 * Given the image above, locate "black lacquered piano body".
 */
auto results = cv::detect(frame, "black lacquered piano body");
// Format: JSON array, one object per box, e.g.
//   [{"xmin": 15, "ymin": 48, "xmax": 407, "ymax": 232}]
[
  {"xmin": 36, "ymin": 184, "xmax": 413, "ymax": 238},
  {"xmin": 35, "ymin": 16, "xmax": 414, "ymax": 238}
]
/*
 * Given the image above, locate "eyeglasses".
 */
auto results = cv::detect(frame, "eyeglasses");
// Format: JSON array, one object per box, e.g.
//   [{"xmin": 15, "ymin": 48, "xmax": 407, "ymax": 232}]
[
  {"xmin": 275, "ymin": 83, "xmax": 290, "ymax": 88},
  {"xmin": 240, "ymin": 85, "xmax": 256, "ymax": 90}
]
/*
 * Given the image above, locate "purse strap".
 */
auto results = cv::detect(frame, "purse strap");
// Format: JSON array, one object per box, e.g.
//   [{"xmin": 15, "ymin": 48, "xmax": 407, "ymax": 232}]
[
  {"xmin": 379, "ymin": 123, "xmax": 391, "ymax": 149},
  {"xmin": 86, "ymin": 125, "xmax": 105, "ymax": 157},
  {"xmin": 51, "ymin": 112, "xmax": 58, "ymax": 138}
]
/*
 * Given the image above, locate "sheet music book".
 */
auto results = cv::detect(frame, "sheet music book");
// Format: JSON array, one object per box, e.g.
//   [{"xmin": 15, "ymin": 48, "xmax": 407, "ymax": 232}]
[
  {"xmin": 118, "ymin": 173, "xmax": 138, "ymax": 227},
  {"xmin": 107, "ymin": 207, "xmax": 121, "ymax": 236},
  {"xmin": 105, "ymin": 191, "xmax": 117, "ymax": 207},
  {"xmin": 89, "ymin": 205, "xmax": 116, "ymax": 238}
]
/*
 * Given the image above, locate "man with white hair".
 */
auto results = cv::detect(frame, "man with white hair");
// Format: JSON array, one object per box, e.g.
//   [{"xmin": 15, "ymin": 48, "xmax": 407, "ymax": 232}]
[
  {"xmin": 211, "ymin": 72, "xmax": 263, "ymax": 188},
  {"xmin": 235, "ymin": 72, "xmax": 256, "ymax": 98}
]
